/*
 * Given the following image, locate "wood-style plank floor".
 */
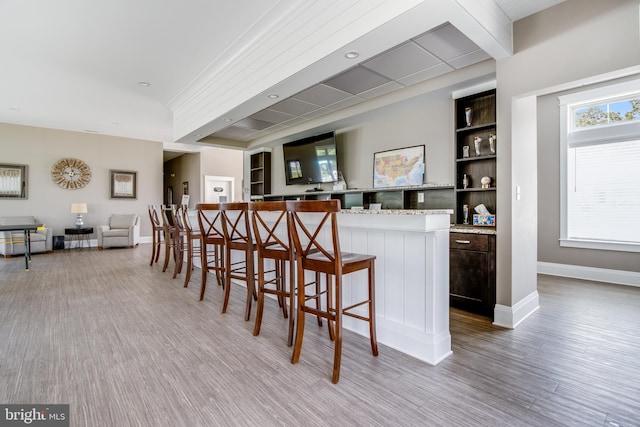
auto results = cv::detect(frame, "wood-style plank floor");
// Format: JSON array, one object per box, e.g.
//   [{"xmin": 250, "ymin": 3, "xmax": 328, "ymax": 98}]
[{"xmin": 1, "ymin": 246, "xmax": 639, "ymax": 426}]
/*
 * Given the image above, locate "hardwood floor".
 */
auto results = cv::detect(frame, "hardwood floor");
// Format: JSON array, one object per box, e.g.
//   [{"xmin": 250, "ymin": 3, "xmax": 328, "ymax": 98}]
[{"xmin": 1, "ymin": 246, "xmax": 638, "ymax": 426}]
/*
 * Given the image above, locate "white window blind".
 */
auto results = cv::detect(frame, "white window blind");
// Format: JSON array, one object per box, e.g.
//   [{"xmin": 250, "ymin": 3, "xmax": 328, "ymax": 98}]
[
  {"xmin": 567, "ymin": 139, "xmax": 640, "ymax": 244},
  {"xmin": 559, "ymin": 78, "xmax": 640, "ymax": 252}
]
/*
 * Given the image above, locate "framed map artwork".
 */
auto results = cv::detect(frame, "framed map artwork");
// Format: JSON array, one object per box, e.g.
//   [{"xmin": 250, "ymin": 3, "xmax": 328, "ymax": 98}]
[{"xmin": 373, "ymin": 145, "xmax": 425, "ymax": 188}]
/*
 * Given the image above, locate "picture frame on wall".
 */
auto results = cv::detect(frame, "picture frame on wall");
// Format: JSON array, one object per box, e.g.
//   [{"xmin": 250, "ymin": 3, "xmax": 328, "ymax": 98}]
[
  {"xmin": 373, "ymin": 145, "xmax": 425, "ymax": 188},
  {"xmin": 0, "ymin": 164, "xmax": 27, "ymax": 199},
  {"xmin": 182, "ymin": 181, "xmax": 189, "ymax": 195},
  {"xmin": 110, "ymin": 170, "xmax": 137, "ymax": 199}
]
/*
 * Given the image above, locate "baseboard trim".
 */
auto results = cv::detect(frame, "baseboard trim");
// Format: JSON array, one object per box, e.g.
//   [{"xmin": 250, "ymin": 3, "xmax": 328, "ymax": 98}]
[
  {"xmin": 537, "ymin": 262, "xmax": 640, "ymax": 288},
  {"xmin": 493, "ymin": 290, "xmax": 539, "ymax": 329}
]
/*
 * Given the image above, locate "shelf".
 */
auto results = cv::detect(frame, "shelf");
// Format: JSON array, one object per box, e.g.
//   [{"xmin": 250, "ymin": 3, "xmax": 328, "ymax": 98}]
[
  {"xmin": 456, "ymin": 122, "xmax": 496, "ymax": 133},
  {"xmin": 456, "ymin": 155, "xmax": 496, "ymax": 163},
  {"xmin": 456, "ymin": 187, "xmax": 496, "ymax": 193}
]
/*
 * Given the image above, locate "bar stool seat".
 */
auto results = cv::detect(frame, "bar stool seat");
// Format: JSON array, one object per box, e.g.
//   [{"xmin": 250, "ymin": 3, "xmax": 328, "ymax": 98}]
[{"xmin": 287, "ymin": 199, "xmax": 378, "ymax": 384}]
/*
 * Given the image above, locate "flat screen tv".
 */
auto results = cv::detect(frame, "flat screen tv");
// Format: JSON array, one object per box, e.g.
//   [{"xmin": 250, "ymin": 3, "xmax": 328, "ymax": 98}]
[{"xmin": 283, "ymin": 131, "xmax": 338, "ymax": 185}]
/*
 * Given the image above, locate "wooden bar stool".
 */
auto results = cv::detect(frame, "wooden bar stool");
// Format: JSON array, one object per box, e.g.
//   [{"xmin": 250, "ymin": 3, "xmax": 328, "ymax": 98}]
[
  {"xmin": 178, "ymin": 205, "xmax": 202, "ymax": 289},
  {"xmin": 249, "ymin": 201, "xmax": 295, "ymax": 346},
  {"xmin": 287, "ymin": 199, "xmax": 378, "ymax": 384},
  {"xmin": 169, "ymin": 205, "xmax": 188, "ymax": 280},
  {"xmin": 160, "ymin": 204, "xmax": 181, "ymax": 273},
  {"xmin": 148, "ymin": 205, "xmax": 163, "ymax": 266},
  {"xmin": 219, "ymin": 202, "xmax": 257, "ymax": 321},
  {"xmin": 196, "ymin": 204, "xmax": 226, "ymax": 301}
]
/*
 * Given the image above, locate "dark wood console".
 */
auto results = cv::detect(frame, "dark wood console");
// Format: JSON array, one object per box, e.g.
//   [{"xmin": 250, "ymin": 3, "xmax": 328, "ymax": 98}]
[{"xmin": 449, "ymin": 229, "xmax": 496, "ymax": 318}]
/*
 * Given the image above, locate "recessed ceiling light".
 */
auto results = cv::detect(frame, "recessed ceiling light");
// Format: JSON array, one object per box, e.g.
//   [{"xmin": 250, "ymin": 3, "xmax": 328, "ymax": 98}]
[
  {"xmin": 195, "ymin": 134, "xmax": 202, "ymax": 137},
  {"xmin": 84, "ymin": 129, "xmax": 101, "ymax": 133},
  {"xmin": 8, "ymin": 107, "xmax": 20, "ymax": 111},
  {"xmin": 137, "ymin": 81, "xmax": 151, "ymax": 87},
  {"xmin": 344, "ymin": 51, "xmax": 359, "ymax": 59},
  {"xmin": 223, "ymin": 118, "xmax": 233, "ymax": 122},
  {"xmin": 267, "ymin": 94, "xmax": 279, "ymax": 99}
]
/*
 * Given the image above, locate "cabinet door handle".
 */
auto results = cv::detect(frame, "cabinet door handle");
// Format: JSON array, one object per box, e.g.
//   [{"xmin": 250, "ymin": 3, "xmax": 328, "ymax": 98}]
[{"xmin": 455, "ymin": 240, "xmax": 471, "ymax": 244}]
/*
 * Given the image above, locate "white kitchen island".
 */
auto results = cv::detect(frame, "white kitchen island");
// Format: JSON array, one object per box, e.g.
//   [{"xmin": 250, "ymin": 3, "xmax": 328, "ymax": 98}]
[
  {"xmin": 335, "ymin": 209, "xmax": 452, "ymax": 365},
  {"xmin": 194, "ymin": 206, "xmax": 453, "ymax": 365}
]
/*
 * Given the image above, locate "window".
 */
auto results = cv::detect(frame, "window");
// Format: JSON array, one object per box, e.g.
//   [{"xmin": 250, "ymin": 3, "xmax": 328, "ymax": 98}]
[{"xmin": 559, "ymin": 79, "xmax": 640, "ymax": 252}]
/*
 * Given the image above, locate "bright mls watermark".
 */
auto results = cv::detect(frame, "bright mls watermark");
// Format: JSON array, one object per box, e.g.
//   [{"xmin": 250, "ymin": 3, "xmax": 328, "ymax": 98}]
[{"xmin": 0, "ymin": 405, "xmax": 68, "ymax": 427}]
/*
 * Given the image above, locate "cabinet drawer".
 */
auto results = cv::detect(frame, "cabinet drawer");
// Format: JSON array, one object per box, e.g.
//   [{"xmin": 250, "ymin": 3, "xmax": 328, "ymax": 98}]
[{"xmin": 450, "ymin": 233, "xmax": 488, "ymax": 251}]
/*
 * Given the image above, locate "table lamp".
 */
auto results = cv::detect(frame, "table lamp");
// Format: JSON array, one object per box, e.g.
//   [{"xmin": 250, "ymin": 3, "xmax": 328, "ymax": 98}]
[{"xmin": 70, "ymin": 203, "xmax": 88, "ymax": 228}]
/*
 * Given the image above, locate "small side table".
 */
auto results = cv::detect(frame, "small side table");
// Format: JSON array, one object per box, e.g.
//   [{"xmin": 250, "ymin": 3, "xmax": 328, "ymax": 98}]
[{"xmin": 65, "ymin": 227, "xmax": 93, "ymax": 249}]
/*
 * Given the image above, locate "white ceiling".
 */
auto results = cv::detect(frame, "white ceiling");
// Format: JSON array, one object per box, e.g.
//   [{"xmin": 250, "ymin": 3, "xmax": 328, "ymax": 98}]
[{"xmin": 0, "ymin": 0, "xmax": 566, "ymax": 151}]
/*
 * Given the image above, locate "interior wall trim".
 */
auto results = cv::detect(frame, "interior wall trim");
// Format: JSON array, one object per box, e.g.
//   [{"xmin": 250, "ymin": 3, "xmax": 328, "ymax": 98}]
[
  {"xmin": 537, "ymin": 261, "xmax": 640, "ymax": 288},
  {"xmin": 493, "ymin": 290, "xmax": 540, "ymax": 330}
]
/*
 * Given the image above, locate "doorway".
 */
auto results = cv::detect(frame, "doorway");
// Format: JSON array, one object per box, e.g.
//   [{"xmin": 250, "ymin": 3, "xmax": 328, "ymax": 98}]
[{"xmin": 203, "ymin": 175, "xmax": 234, "ymax": 203}]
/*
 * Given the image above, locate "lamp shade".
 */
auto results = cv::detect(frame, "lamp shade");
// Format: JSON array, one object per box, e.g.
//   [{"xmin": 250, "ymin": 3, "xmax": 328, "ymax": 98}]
[{"xmin": 70, "ymin": 203, "xmax": 88, "ymax": 214}]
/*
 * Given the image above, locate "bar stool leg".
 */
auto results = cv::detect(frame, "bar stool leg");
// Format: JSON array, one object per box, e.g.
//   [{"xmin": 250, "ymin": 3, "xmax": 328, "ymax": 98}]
[
  {"xmin": 332, "ymin": 275, "xmax": 343, "ymax": 384},
  {"xmin": 253, "ymin": 255, "xmax": 266, "ymax": 336},
  {"xmin": 368, "ymin": 264, "xmax": 379, "ymax": 356}
]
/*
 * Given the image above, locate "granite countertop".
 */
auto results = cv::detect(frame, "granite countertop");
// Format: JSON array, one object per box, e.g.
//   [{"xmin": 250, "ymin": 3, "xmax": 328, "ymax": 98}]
[
  {"xmin": 340, "ymin": 209, "xmax": 453, "ymax": 215},
  {"xmin": 450, "ymin": 225, "xmax": 497, "ymax": 235}
]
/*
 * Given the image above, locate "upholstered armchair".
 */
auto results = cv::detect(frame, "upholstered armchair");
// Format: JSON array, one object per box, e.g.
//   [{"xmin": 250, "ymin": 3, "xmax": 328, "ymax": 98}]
[
  {"xmin": 0, "ymin": 216, "xmax": 52, "ymax": 257},
  {"xmin": 97, "ymin": 214, "xmax": 140, "ymax": 249}
]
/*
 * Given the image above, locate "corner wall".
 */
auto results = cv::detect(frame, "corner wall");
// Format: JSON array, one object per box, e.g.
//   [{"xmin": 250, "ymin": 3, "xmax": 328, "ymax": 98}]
[{"xmin": 496, "ymin": 0, "xmax": 640, "ymax": 314}]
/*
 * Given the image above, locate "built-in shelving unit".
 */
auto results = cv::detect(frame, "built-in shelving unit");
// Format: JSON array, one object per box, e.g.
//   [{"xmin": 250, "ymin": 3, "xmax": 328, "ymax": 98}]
[
  {"xmin": 454, "ymin": 89, "xmax": 497, "ymax": 225},
  {"xmin": 249, "ymin": 152, "xmax": 271, "ymax": 199},
  {"xmin": 450, "ymin": 88, "xmax": 497, "ymax": 319}
]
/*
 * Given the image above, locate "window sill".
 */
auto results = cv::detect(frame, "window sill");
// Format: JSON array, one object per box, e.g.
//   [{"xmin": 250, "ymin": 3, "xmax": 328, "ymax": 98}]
[{"xmin": 560, "ymin": 238, "xmax": 640, "ymax": 253}]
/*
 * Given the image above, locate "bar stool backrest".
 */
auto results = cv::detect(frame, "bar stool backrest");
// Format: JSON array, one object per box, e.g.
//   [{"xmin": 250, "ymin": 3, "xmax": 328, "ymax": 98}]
[
  {"xmin": 286, "ymin": 199, "xmax": 342, "ymax": 274},
  {"xmin": 219, "ymin": 202, "xmax": 252, "ymax": 248},
  {"xmin": 196, "ymin": 204, "xmax": 224, "ymax": 243},
  {"xmin": 248, "ymin": 201, "xmax": 290, "ymax": 258}
]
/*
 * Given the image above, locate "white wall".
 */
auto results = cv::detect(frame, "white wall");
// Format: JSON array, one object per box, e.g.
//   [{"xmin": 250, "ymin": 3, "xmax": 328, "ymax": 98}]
[{"xmin": 0, "ymin": 123, "xmax": 163, "ymax": 238}]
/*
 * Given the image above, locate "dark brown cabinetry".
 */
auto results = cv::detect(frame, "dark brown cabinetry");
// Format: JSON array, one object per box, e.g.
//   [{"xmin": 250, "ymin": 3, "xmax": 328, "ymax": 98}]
[
  {"xmin": 449, "ymin": 232, "xmax": 496, "ymax": 317},
  {"xmin": 250, "ymin": 152, "xmax": 271, "ymax": 199},
  {"xmin": 450, "ymin": 88, "xmax": 497, "ymax": 318}
]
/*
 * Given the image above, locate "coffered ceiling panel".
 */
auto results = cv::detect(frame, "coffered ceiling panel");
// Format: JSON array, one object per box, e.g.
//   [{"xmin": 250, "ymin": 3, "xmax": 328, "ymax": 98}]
[
  {"xmin": 362, "ymin": 42, "xmax": 442, "ymax": 80},
  {"xmin": 294, "ymin": 85, "xmax": 353, "ymax": 107},
  {"xmin": 414, "ymin": 23, "xmax": 481, "ymax": 61},
  {"xmin": 323, "ymin": 67, "xmax": 392, "ymax": 96},
  {"xmin": 269, "ymin": 98, "xmax": 321, "ymax": 116}
]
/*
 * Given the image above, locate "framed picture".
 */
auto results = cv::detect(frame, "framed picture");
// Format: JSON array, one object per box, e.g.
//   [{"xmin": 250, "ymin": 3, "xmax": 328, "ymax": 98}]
[
  {"xmin": 0, "ymin": 164, "xmax": 27, "ymax": 199},
  {"xmin": 110, "ymin": 170, "xmax": 137, "ymax": 199},
  {"xmin": 373, "ymin": 145, "xmax": 425, "ymax": 188},
  {"xmin": 182, "ymin": 181, "xmax": 189, "ymax": 195}
]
